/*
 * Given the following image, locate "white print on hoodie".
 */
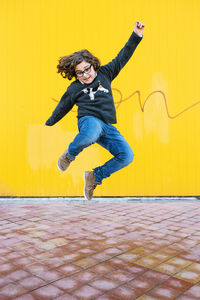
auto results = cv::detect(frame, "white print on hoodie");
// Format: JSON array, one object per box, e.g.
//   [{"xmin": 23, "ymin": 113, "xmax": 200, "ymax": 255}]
[{"xmin": 82, "ymin": 81, "xmax": 109, "ymax": 100}]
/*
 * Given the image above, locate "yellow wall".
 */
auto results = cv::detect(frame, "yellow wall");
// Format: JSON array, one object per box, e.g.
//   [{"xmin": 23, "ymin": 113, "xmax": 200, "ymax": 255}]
[{"xmin": 1, "ymin": 0, "xmax": 200, "ymax": 196}]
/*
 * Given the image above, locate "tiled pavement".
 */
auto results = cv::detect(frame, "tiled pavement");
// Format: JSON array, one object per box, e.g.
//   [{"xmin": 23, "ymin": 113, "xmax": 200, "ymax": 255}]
[{"xmin": 0, "ymin": 199, "xmax": 200, "ymax": 299}]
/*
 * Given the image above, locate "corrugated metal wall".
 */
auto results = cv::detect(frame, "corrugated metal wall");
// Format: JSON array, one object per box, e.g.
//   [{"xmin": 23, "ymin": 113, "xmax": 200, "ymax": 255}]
[{"xmin": 1, "ymin": 0, "xmax": 200, "ymax": 196}]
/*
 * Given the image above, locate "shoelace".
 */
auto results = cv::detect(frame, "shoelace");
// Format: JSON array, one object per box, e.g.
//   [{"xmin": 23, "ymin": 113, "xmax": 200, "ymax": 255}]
[
  {"xmin": 65, "ymin": 156, "xmax": 72, "ymax": 163},
  {"xmin": 89, "ymin": 183, "xmax": 97, "ymax": 190}
]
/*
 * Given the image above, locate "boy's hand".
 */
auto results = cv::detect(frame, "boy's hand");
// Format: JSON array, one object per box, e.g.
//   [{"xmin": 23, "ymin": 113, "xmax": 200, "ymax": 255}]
[{"xmin": 134, "ymin": 21, "xmax": 145, "ymax": 37}]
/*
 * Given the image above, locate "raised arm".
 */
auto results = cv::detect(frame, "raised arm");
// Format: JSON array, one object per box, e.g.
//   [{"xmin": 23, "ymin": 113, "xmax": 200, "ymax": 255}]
[{"xmin": 100, "ymin": 21, "xmax": 145, "ymax": 81}]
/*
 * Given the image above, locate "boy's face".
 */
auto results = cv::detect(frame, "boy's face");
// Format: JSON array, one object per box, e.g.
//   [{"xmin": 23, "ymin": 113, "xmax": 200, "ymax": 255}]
[{"xmin": 75, "ymin": 60, "xmax": 96, "ymax": 84}]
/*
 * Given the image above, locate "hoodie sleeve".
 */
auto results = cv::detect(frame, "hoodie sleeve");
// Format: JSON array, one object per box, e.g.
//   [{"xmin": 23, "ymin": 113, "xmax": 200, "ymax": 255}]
[
  {"xmin": 45, "ymin": 89, "xmax": 75, "ymax": 126},
  {"xmin": 100, "ymin": 30, "xmax": 143, "ymax": 82}
]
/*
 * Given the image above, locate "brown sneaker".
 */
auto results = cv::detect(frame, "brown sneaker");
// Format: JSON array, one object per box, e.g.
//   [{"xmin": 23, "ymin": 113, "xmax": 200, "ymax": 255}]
[
  {"xmin": 84, "ymin": 171, "xmax": 99, "ymax": 200},
  {"xmin": 57, "ymin": 150, "xmax": 72, "ymax": 172}
]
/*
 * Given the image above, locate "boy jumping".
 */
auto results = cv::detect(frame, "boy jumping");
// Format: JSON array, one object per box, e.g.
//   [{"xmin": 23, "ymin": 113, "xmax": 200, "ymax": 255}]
[{"xmin": 45, "ymin": 21, "xmax": 145, "ymax": 200}]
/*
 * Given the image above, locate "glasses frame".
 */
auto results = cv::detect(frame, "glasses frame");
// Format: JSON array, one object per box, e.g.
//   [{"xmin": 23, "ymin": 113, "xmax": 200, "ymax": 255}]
[{"xmin": 76, "ymin": 64, "xmax": 92, "ymax": 78}]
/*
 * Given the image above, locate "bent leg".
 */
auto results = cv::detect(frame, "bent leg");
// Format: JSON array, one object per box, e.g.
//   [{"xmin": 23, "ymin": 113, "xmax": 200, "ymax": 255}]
[
  {"xmin": 67, "ymin": 116, "xmax": 103, "ymax": 161},
  {"xmin": 94, "ymin": 125, "xmax": 134, "ymax": 184}
]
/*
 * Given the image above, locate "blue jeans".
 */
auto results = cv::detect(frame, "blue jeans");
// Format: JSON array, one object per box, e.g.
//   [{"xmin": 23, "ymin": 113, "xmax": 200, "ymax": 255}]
[{"xmin": 67, "ymin": 116, "xmax": 134, "ymax": 184}]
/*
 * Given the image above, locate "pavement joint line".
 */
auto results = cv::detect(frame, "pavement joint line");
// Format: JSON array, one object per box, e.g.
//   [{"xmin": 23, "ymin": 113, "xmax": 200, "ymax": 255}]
[
  {"xmin": 16, "ymin": 241, "xmax": 193, "ymax": 296},
  {"xmin": 20, "ymin": 256, "xmax": 158, "ymax": 297},
  {"xmin": 1, "ymin": 240, "xmax": 198, "ymax": 299}
]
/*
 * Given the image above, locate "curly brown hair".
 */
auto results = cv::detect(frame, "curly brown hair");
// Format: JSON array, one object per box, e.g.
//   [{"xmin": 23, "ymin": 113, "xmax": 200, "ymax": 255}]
[{"xmin": 57, "ymin": 49, "xmax": 101, "ymax": 80}]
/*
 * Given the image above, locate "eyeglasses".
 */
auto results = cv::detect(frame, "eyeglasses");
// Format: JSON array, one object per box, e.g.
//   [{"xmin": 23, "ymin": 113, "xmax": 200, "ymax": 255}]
[{"xmin": 76, "ymin": 64, "xmax": 92, "ymax": 77}]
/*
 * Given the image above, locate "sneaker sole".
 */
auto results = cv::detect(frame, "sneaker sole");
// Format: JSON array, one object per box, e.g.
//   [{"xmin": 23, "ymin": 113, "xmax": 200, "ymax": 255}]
[
  {"xmin": 83, "ymin": 172, "xmax": 90, "ymax": 201},
  {"xmin": 57, "ymin": 161, "xmax": 66, "ymax": 172}
]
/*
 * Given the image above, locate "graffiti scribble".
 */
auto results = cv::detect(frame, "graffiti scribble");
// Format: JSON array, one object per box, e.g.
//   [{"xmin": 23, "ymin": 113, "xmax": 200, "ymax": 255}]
[{"xmin": 51, "ymin": 89, "xmax": 200, "ymax": 119}]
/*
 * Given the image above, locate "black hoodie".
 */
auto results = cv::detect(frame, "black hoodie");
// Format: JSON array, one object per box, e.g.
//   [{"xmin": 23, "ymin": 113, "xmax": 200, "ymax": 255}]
[{"xmin": 45, "ymin": 31, "xmax": 143, "ymax": 126}]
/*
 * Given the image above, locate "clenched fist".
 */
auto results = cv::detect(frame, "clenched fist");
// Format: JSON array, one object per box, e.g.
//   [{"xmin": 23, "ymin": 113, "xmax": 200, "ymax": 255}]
[{"xmin": 134, "ymin": 21, "xmax": 145, "ymax": 37}]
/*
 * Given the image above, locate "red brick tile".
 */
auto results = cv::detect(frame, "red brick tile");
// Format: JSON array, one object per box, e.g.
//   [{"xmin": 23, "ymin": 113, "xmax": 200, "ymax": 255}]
[
  {"xmin": 24, "ymin": 262, "xmax": 49, "ymax": 275},
  {"xmin": 162, "ymin": 277, "xmax": 193, "ymax": 292},
  {"xmin": 6, "ymin": 270, "xmax": 30, "ymax": 282},
  {"xmin": 89, "ymin": 263, "xmax": 116, "ymax": 275},
  {"xmin": 186, "ymin": 263, "xmax": 200, "ymax": 274},
  {"xmin": 116, "ymin": 244, "xmax": 137, "ymax": 251},
  {"xmin": 0, "ymin": 259, "xmax": 6, "ymax": 265},
  {"xmin": 127, "ymin": 278, "xmax": 156, "ymax": 293},
  {"xmin": 54, "ymin": 294, "xmax": 77, "ymax": 300},
  {"xmin": 91, "ymin": 251, "xmax": 112, "ymax": 260},
  {"xmin": 73, "ymin": 285, "xmax": 102, "ymax": 299},
  {"xmin": 72, "ymin": 270, "xmax": 98, "ymax": 283},
  {"xmin": 36, "ymin": 270, "xmax": 64, "ymax": 282},
  {"xmin": 48, "ymin": 247, "xmax": 70, "ymax": 258},
  {"xmin": 142, "ymin": 270, "xmax": 169, "ymax": 283},
  {"xmin": 117, "ymin": 252, "xmax": 140, "ymax": 262},
  {"xmin": 108, "ymin": 284, "xmax": 140, "ymax": 299},
  {"xmin": 155, "ymin": 262, "xmax": 182, "ymax": 275},
  {"xmin": 12, "ymin": 242, "xmax": 31, "ymax": 251},
  {"xmin": 89, "ymin": 278, "xmax": 119, "ymax": 291},
  {"xmin": 0, "ymin": 263, "xmax": 19, "ymax": 276},
  {"xmin": 18, "ymin": 276, "xmax": 46, "ymax": 291},
  {"xmin": 34, "ymin": 251, "xmax": 53, "ymax": 261},
  {"xmin": 22, "ymin": 247, "xmax": 43, "ymax": 257},
  {"xmin": 121, "ymin": 263, "xmax": 147, "ymax": 275},
  {"xmin": 31, "ymin": 284, "xmax": 64, "ymax": 299},
  {"xmin": 170, "ymin": 295, "xmax": 198, "ymax": 300},
  {"xmin": 90, "ymin": 243, "xmax": 108, "ymax": 251},
  {"xmin": 77, "ymin": 239, "xmax": 93, "ymax": 247},
  {"xmin": 62, "ymin": 253, "xmax": 82, "ymax": 264},
  {"xmin": 42, "ymin": 257, "xmax": 64, "ymax": 268},
  {"xmin": 106, "ymin": 258, "xmax": 126, "ymax": 268},
  {"xmin": 146, "ymin": 286, "xmax": 182, "ymax": 299},
  {"xmin": 0, "ymin": 277, "xmax": 12, "ymax": 288},
  {"xmin": 48, "ymin": 238, "xmax": 69, "ymax": 247},
  {"xmin": 103, "ymin": 247, "xmax": 123, "ymax": 256},
  {"xmin": 158, "ymin": 249, "xmax": 179, "ymax": 258},
  {"xmin": 12, "ymin": 257, "xmax": 37, "ymax": 267},
  {"xmin": 104, "ymin": 269, "xmax": 135, "ymax": 283},
  {"xmin": 62, "ymin": 243, "xmax": 81, "ymax": 252},
  {"xmin": 174, "ymin": 269, "xmax": 200, "ymax": 283},
  {"xmin": 0, "ymin": 248, "xmax": 11, "ymax": 256},
  {"xmin": 74, "ymin": 257, "xmax": 98, "ymax": 268},
  {"xmin": 135, "ymin": 255, "xmax": 161, "ymax": 268},
  {"xmin": 56, "ymin": 263, "xmax": 82, "ymax": 275},
  {"xmin": 166, "ymin": 257, "xmax": 192, "ymax": 268},
  {"xmin": 95, "ymin": 295, "xmax": 117, "ymax": 300},
  {"xmin": 6, "ymin": 252, "xmax": 24, "ymax": 261},
  {"xmin": 143, "ymin": 242, "xmax": 164, "ymax": 251},
  {"xmin": 53, "ymin": 277, "xmax": 82, "ymax": 292},
  {"xmin": 184, "ymin": 284, "xmax": 200, "ymax": 298},
  {"xmin": 1, "ymin": 238, "xmax": 21, "ymax": 247},
  {"xmin": 179, "ymin": 252, "xmax": 200, "ymax": 263},
  {"xmin": 0, "ymin": 283, "xmax": 26, "ymax": 298},
  {"xmin": 77, "ymin": 248, "xmax": 95, "ymax": 256},
  {"xmin": 13, "ymin": 294, "xmax": 36, "ymax": 300}
]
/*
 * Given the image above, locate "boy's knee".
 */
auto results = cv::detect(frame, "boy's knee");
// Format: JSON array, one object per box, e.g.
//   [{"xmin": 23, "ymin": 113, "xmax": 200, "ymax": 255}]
[
  {"xmin": 81, "ymin": 133, "xmax": 98, "ymax": 146},
  {"xmin": 126, "ymin": 149, "xmax": 134, "ymax": 165},
  {"xmin": 119, "ymin": 149, "xmax": 134, "ymax": 166}
]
